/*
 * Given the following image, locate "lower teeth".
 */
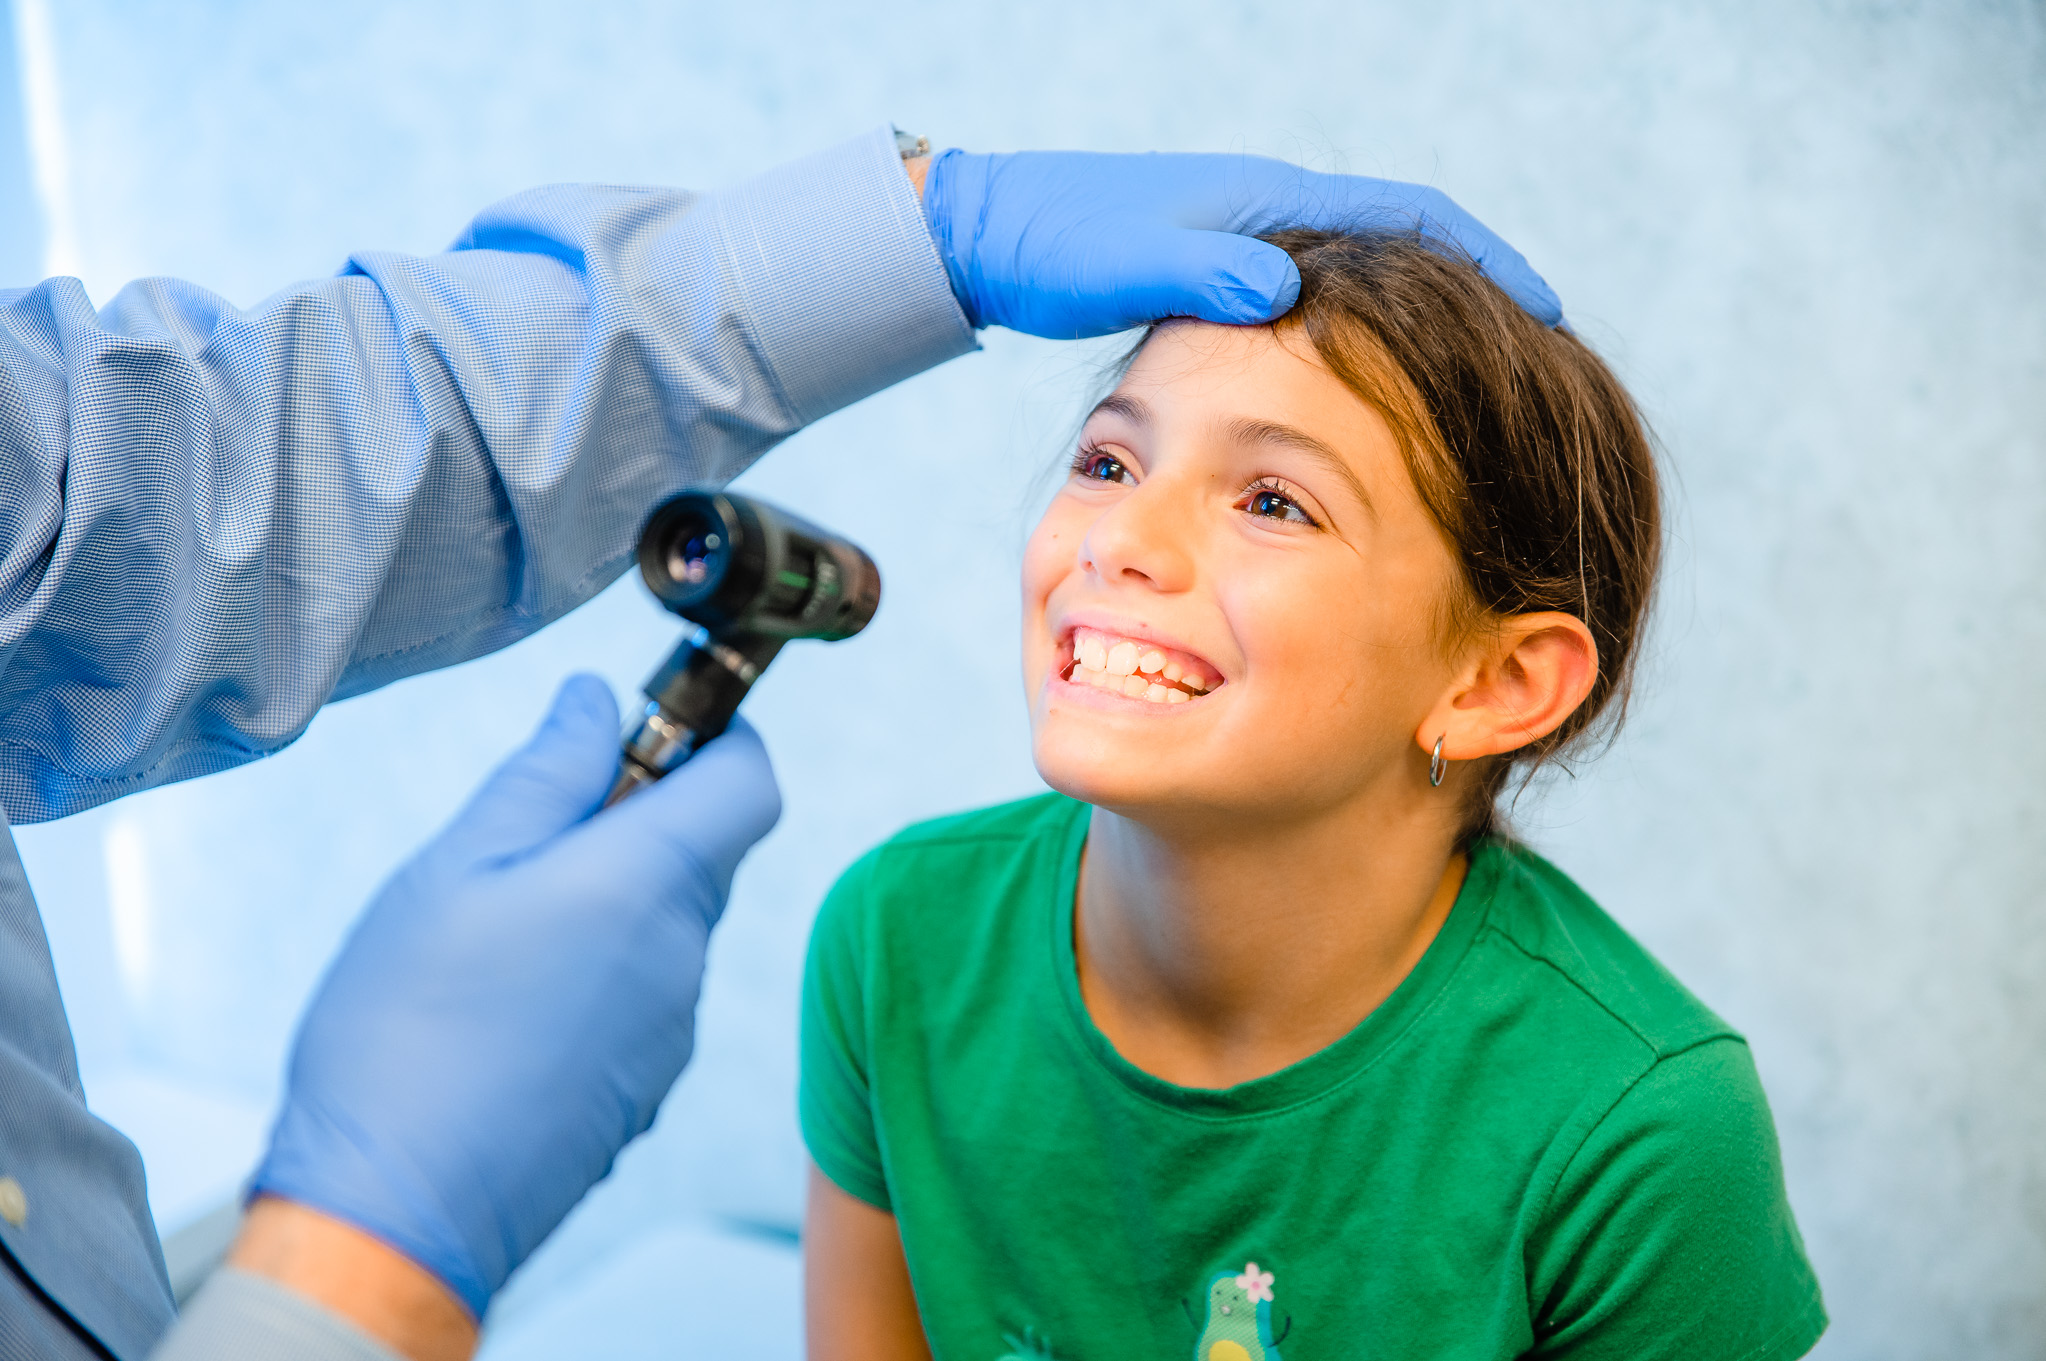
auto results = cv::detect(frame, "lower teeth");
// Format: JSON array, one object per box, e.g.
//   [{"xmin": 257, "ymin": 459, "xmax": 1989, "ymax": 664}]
[{"xmin": 1067, "ymin": 664, "xmax": 1198, "ymax": 704}]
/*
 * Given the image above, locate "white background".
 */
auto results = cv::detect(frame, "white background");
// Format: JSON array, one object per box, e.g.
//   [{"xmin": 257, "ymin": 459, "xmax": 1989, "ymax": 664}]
[{"xmin": 2, "ymin": 2, "xmax": 2040, "ymax": 1356}]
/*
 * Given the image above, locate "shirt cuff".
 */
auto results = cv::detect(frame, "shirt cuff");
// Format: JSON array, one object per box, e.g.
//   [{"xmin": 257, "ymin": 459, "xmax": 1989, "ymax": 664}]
[
  {"xmin": 710, "ymin": 124, "xmax": 978, "ymax": 426},
  {"xmin": 150, "ymin": 1269, "xmax": 402, "ymax": 1361}
]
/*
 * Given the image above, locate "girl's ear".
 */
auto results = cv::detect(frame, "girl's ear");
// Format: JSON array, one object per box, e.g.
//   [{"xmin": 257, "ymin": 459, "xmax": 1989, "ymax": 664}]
[{"xmin": 1416, "ymin": 613, "xmax": 1599, "ymax": 763}]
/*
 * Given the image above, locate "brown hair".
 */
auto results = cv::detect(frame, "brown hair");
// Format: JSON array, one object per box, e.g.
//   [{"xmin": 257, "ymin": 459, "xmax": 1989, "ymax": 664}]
[{"xmin": 1266, "ymin": 229, "xmax": 1663, "ymax": 842}]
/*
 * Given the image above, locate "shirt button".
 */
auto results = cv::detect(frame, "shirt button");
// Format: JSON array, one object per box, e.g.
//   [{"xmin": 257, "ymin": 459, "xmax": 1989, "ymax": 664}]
[{"xmin": 0, "ymin": 1177, "xmax": 25, "ymax": 1227}]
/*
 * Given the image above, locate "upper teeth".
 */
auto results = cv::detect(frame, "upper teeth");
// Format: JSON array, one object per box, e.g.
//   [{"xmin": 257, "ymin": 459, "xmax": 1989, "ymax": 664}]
[{"xmin": 1065, "ymin": 631, "xmax": 1212, "ymax": 705}]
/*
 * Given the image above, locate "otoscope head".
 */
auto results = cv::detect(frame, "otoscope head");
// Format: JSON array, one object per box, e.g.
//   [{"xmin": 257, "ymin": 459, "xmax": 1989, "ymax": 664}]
[
  {"xmin": 606, "ymin": 491, "xmax": 881, "ymax": 807},
  {"xmin": 637, "ymin": 492, "xmax": 880, "ymax": 641}
]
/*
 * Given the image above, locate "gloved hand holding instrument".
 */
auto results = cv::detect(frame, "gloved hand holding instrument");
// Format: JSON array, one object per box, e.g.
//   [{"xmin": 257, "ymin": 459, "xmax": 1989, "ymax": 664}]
[
  {"xmin": 250, "ymin": 488, "xmax": 873, "ymax": 1321},
  {"xmin": 251, "ymin": 674, "xmax": 782, "ymax": 1319}
]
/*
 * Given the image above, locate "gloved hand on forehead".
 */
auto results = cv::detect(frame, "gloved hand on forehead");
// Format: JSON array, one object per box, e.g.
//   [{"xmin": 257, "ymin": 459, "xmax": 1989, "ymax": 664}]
[
  {"xmin": 249, "ymin": 674, "xmax": 781, "ymax": 1319},
  {"xmin": 923, "ymin": 148, "xmax": 1563, "ymax": 339}
]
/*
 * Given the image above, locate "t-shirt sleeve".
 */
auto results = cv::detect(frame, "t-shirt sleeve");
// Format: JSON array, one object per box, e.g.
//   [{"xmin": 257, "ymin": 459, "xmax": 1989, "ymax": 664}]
[
  {"xmin": 799, "ymin": 850, "xmax": 893, "ymax": 1211},
  {"xmin": 1526, "ymin": 1037, "xmax": 1827, "ymax": 1361}
]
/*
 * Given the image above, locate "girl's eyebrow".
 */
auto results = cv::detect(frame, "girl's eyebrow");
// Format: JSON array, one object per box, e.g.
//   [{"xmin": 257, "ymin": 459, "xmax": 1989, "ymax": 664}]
[
  {"xmin": 1223, "ymin": 416, "xmax": 1376, "ymax": 517},
  {"xmin": 1086, "ymin": 391, "xmax": 1150, "ymax": 427}
]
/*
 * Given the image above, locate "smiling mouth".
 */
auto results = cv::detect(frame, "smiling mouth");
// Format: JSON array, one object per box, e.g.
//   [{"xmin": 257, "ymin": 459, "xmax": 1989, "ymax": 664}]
[{"xmin": 1058, "ymin": 628, "xmax": 1220, "ymax": 706}]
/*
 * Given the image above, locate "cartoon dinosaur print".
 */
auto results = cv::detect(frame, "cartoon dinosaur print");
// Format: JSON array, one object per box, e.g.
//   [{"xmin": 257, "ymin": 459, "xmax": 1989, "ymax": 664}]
[{"xmin": 1190, "ymin": 1262, "xmax": 1288, "ymax": 1361}]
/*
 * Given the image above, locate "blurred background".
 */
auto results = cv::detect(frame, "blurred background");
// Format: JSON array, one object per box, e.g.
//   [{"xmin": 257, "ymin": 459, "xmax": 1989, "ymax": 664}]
[{"xmin": 1, "ymin": 1, "xmax": 2040, "ymax": 1356}]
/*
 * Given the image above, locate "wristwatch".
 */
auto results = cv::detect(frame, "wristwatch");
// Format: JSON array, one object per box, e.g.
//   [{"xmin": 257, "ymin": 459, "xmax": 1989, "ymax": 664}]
[{"xmin": 894, "ymin": 127, "xmax": 931, "ymax": 160}]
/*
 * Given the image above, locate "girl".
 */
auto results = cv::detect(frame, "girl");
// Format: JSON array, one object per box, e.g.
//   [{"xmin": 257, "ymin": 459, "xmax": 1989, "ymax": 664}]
[{"xmin": 799, "ymin": 231, "xmax": 1825, "ymax": 1361}]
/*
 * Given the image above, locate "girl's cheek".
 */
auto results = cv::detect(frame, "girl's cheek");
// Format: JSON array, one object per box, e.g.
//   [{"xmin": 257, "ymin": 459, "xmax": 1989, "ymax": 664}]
[
  {"xmin": 1021, "ymin": 537, "xmax": 1056, "ymax": 605},
  {"xmin": 1021, "ymin": 511, "xmax": 1081, "ymax": 602}
]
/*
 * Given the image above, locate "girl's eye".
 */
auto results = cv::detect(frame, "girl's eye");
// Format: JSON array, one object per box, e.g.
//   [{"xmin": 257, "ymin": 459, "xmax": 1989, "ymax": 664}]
[
  {"xmin": 1071, "ymin": 447, "xmax": 1136, "ymax": 485},
  {"xmin": 1240, "ymin": 479, "xmax": 1317, "ymax": 526}
]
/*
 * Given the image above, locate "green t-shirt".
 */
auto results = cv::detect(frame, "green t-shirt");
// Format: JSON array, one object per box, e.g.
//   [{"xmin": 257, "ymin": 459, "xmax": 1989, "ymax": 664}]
[{"xmin": 801, "ymin": 794, "xmax": 1826, "ymax": 1361}]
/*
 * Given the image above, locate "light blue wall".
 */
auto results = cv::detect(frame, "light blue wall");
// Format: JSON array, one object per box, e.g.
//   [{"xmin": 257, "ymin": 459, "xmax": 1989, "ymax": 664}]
[
  {"xmin": 0, "ymin": 6, "xmax": 34, "ymax": 280},
  {"xmin": 5, "ymin": 2, "xmax": 2042, "ymax": 1355}
]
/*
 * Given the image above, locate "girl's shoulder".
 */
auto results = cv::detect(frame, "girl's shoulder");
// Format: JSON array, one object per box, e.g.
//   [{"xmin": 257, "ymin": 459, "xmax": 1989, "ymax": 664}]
[
  {"xmin": 815, "ymin": 791, "xmax": 1085, "ymax": 953},
  {"xmin": 877, "ymin": 789, "xmax": 1085, "ymax": 854},
  {"xmin": 1467, "ymin": 837, "xmax": 1739, "ymax": 1060},
  {"xmin": 832, "ymin": 791, "xmax": 1084, "ymax": 898}
]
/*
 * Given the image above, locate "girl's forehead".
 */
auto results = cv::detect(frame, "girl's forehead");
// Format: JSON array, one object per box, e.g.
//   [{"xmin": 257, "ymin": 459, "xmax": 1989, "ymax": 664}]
[{"xmin": 1103, "ymin": 322, "xmax": 1360, "ymax": 431}]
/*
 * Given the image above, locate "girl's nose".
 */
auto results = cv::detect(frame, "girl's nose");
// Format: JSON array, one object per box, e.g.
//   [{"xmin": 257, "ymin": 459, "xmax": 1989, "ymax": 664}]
[{"xmin": 1079, "ymin": 479, "xmax": 1197, "ymax": 593}]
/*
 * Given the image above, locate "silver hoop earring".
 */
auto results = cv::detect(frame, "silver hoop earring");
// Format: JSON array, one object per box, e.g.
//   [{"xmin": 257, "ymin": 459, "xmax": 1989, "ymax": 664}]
[{"xmin": 1429, "ymin": 735, "xmax": 1447, "ymax": 788}]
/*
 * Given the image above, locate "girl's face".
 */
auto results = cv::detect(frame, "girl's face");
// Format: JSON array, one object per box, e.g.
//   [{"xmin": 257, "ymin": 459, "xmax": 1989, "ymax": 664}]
[{"xmin": 1023, "ymin": 321, "xmax": 1467, "ymax": 825}]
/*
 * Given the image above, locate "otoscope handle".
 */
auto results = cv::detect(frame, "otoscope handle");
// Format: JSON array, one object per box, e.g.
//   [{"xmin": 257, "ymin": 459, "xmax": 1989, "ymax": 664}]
[
  {"xmin": 605, "ymin": 764, "xmax": 658, "ymax": 809},
  {"xmin": 605, "ymin": 705, "xmax": 701, "ymax": 807},
  {"xmin": 605, "ymin": 628, "xmax": 787, "ymax": 807}
]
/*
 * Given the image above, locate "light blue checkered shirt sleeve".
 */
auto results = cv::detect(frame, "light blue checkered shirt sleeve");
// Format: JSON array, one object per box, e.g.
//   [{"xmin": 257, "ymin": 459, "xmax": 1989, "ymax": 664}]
[{"xmin": 0, "ymin": 124, "xmax": 974, "ymax": 824}]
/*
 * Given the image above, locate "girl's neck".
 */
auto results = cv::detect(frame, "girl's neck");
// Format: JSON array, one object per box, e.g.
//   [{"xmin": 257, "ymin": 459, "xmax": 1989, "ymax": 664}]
[{"xmin": 1073, "ymin": 795, "xmax": 1465, "ymax": 1090}]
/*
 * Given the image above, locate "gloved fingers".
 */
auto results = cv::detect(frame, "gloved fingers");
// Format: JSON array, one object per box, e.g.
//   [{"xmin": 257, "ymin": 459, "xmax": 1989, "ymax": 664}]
[
  {"xmin": 1476, "ymin": 250, "xmax": 1563, "ymax": 329},
  {"xmin": 440, "ymin": 674, "xmax": 624, "ymax": 864},
  {"xmin": 1104, "ymin": 229, "xmax": 1304, "ymax": 329},
  {"xmin": 1241, "ymin": 177, "xmax": 1566, "ymax": 330},
  {"xmin": 1340, "ymin": 183, "xmax": 1564, "ymax": 329},
  {"xmin": 579, "ymin": 716, "xmax": 782, "ymax": 911},
  {"xmin": 1409, "ymin": 200, "xmax": 1565, "ymax": 328}
]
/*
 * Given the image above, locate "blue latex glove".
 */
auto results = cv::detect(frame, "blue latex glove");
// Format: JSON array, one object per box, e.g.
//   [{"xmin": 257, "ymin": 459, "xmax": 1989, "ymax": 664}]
[
  {"xmin": 922, "ymin": 149, "xmax": 1563, "ymax": 338},
  {"xmin": 249, "ymin": 675, "xmax": 780, "ymax": 1317}
]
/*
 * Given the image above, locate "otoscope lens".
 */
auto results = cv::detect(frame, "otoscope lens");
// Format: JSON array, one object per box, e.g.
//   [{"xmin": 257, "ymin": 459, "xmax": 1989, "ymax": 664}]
[{"xmin": 665, "ymin": 519, "xmax": 723, "ymax": 586}]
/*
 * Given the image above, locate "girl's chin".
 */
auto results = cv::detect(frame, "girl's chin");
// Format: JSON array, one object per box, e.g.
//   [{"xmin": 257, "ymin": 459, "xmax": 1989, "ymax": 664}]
[
  {"xmin": 1031, "ymin": 743, "xmax": 1204, "ymax": 813},
  {"xmin": 1032, "ymin": 721, "xmax": 1373, "ymax": 828},
  {"xmin": 1032, "ymin": 767, "xmax": 1274, "ymax": 836}
]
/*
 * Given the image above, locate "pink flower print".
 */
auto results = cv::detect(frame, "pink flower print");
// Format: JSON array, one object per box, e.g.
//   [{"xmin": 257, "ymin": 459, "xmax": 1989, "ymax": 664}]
[{"xmin": 1235, "ymin": 1262, "xmax": 1275, "ymax": 1303}]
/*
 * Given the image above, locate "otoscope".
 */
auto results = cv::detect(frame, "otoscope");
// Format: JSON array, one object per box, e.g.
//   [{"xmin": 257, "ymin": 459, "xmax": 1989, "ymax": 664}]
[{"xmin": 605, "ymin": 491, "xmax": 881, "ymax": 807}]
